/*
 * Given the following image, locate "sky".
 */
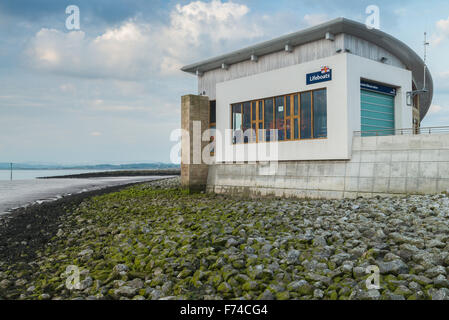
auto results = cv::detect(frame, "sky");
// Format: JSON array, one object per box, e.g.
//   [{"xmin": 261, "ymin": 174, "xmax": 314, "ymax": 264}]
[{"xmin": 1, "ymin": 0, "xmax": 449, "ymax": 164}]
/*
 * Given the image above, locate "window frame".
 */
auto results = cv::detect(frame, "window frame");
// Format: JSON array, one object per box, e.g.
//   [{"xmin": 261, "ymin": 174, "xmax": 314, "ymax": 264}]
[{"xmin": 231, "ymin": 87, "xmax": 327, "ymax": 144}]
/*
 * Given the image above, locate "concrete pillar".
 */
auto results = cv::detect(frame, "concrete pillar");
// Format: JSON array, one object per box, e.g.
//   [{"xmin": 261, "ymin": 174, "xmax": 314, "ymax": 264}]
[{"xmin": 181, "ymin": 94, "xmax": 210, "ymax": 192}]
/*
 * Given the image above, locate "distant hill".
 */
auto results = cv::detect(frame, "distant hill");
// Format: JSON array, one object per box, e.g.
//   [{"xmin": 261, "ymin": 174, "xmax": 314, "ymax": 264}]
[{"xmin": 0, "ymin": 162, "xmax": 180, "ymax": 170}]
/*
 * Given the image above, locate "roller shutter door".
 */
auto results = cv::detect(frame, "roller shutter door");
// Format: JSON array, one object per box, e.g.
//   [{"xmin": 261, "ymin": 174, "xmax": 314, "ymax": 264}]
[{"xmin": 361, "ymin": 89, "xmax": 395, "ymax": 136}]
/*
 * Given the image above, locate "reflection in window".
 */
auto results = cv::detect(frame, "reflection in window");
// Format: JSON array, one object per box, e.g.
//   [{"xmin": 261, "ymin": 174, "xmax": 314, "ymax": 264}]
[
  {"xmin": 231, "ymin": 89, "xmax": 327, "ymax": 144},
  {"xmin": 294, "ymin": 118, "xmax": 299, "ymax": 139},
  {"xmin": 232, "ymin": 104, "xmax": 242, "ymax": 144},
  {"xmin": 209, "ymin": 101, "xmax": 216, "ymax": 156},
  {"xmin": 294, "ymin": 95, "xmax": 298, "ymax": 116},
  {"xmin": 251, "ymin": 102, "xmax": 256, "ymax": 121},
  {"xmin": 286, "ymin": 119, "xmax": 291, "ymax": 140},
  {"xmin": 210, "ymin": 101, "xmax": 216, "ymax": 124},
  {"xmin": 313, "ymin": 89, "xmax": 327, "ymax": 138},
  {"xmin": 275, "ymin": 96, "xmax": 285, "ymax": 141},
  {"xmin": 264, "ymin": 98, "xmax": 274, "ymax": 141},
  {"xmin": 243, "ymin": 102, "xmax": 251, "ymax": 143},
  {"xmin": 300, "ymin": 92, "xmax": 312, "ymax": 139}
]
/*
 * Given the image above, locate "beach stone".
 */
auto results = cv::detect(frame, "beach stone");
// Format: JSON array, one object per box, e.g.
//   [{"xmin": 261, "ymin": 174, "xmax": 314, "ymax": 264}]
[
  {"xmin": 114, "ymin": 286, "xmax": 137, "ymax": 298},
  {"xmin": 429, "ymin": 288, "xmax": 449, "ymax": 300},
  {"xmin": 127, "ymin": 278, "xmax": 144, "ymax": 289},
  {"xmin": 257, "ymin": 290, "xmax": 274, "ymax": 300},
  {"xmin": 427, "ymin": 239, "xmax": 445, "ymax": 249},
  {"xmin": 0, "ymin": 279, "xmax": 11, "ymax": 289},
  {"xmin": 425, "ymin": 266, "xmax": 447, "ymax": 278},
  {"xmin": 159, "ymin": 296, "xmax": 177, "ymax": 300},
  {"xmin": 312, "ymin": 236, "xmax": 327, "ymax": 247},
  {"xmin": 382, "ymin": 291, "xmax": 405, "ymax": 300},
  {"xmin": 408, "ymin": 282, "xmax": 421, "ymax": 291},
  {"xmin": 313, "ymin": 289, "xmax": 324, "ymax": 299},
  {"xmin": 78, "ymin": 277, "xmax": 93, "ymax": 290},
  {"xmin": 290, "ymin": 280, "xmax": 313, "ymax": 296},
  {"xmin": 330, "ymin": 253, "xmax": 351, "ymax": 266},
  {"xmin": 79, "ymin": 249, "xmax": 93, "ymax": 257},
  {"xmin": 434, "ymin": 275, "xmax": 449, "ymax": 288},
  {"xmin": 286, "ymin": 249, "xmax": 300, "ymax": 265},
  {"xmin": 342, "ymin": 264, "xmax": 353, "ymax": 274},
  {"xmin": 217, "ymin": 282, "xmax": 232, "ymax": 294},
  {"xmin": 225, "ymin": 238, "xmax": 239, "ymax": 248},
  {"xmin": 350, "ymin": 289, "xmax": 381, "ymax": 300},
  {"xmin": 15, "ymin": 279, "xmax": 27, "ymax": 287},
  {"xmin": 378, "ymin": 260, "xmax": 409, "ymax": 275},
  {"xmin": 393, "ymin": 285, "xmax": 412, "ymax": 297},
  {"xmin": 353, "ymin": 266, "xmax": 366, "ymax": 279},
  {"xmin": 3, "ymin": 178, "xmax": 449, "ymax": 301},
  {"xmin": 26, "ymin": 286, "xmax": 36, "ymax": 293},
  {"xmin": 113, "ymin": 264, "xmax": 129, "ymax": 274}
]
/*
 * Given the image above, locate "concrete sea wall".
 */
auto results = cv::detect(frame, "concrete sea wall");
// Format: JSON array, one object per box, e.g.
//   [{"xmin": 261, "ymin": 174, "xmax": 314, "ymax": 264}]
[{"xmin": 206, "ymin": 133, "xmax": 449, "ymax": 199}]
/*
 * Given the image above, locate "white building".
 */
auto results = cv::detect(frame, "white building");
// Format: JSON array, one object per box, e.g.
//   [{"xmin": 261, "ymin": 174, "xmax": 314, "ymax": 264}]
[{"xmin": 180, "ymin": 18, "xmax": 439, "ymax": 198}]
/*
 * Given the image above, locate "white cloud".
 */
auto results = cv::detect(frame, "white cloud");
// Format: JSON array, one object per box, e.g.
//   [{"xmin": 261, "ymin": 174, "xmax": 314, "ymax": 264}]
[
  {"xmin": 25, "ymin": 2, "xmax": 337, "ymax": 79},
  {"xmin": 59, "ymin": 83, "xmax": 76, "ymax": 93},
  {"xmin": 303, "ymin": 14, "xmax": 329, "ymax": 27},
  {"xmin": 90, "ymin": 131, "xmax": 102, "ymax": 136},
  {"xmin": 25, "ymin": 1, "xmax": 265, "ymax": 79},
  {"xmin": 25, "ymin": 22, "xmax": 157, "ymax": 80},
  {"xmin": 88, "ymin": 99, "xmax": 148, "ymax": 112},
  {"xmin": 439, "ymin": 70, "xmax": 449, "ymax": 78},
  {"xmin": 156, "ymin": 0, "xmax": 263, "ymax": 75},
  {"xmin": 437, "ymin": 17, "xmax": 449, "ymax": 34},
  {"xmin": 432, "ymin": 16, "xmax": 449, "ymax": 45},
  {"xmin": 428, "ymin": 104, "xmax": 443, "ymax": 114}
]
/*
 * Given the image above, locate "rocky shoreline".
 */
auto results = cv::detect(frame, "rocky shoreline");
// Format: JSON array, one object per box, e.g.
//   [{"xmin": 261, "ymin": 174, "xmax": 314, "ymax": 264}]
[{"xmin": 1, "ymin": 177, "xmax": 448, "ymax": 300}]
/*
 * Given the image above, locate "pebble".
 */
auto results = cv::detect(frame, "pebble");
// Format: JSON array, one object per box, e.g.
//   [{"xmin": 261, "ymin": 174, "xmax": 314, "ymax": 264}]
[{"xmin": 3, "ymin": 178, "xmax": 449, "ymax": 301}]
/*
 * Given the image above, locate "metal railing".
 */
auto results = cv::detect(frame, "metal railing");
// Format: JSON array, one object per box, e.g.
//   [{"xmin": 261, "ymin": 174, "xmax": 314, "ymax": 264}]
[{"xmin": 354, "ymin": 126, "xmax": 449, "ymax": 137}]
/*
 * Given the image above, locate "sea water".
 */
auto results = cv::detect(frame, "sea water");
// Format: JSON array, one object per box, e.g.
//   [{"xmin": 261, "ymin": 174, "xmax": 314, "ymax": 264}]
[{"xmin": 0, "ymin": 173, "xmax": 170, "ymax": 215}]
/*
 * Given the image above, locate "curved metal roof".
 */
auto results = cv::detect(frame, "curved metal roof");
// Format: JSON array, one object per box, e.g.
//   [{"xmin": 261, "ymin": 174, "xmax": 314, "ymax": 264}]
[{"xmin": 181, "ymin": 17, "xmax": 433, "ymax": 120}]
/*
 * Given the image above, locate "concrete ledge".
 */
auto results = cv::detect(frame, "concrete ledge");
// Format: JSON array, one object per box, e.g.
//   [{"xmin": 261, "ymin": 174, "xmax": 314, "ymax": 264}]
[{"xmin": 206, "ymin": 133, "xmax": 449, "ymax": 199}]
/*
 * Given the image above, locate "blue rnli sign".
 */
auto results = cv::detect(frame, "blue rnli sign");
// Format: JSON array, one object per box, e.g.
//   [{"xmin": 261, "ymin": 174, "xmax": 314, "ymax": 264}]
[
  {"xmin": 361, "ymin": 81, "xmax": 397, "ymax": 96},
  {"xmin": 306, "ymin": 66, "xmax": 332, "ymax": 85}
]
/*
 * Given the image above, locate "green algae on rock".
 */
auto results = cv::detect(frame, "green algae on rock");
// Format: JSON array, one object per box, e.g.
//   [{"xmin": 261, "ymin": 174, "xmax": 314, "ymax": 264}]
[{"xmin": 1, "ymin": 177, "xmax": 449, "ymax": 300}]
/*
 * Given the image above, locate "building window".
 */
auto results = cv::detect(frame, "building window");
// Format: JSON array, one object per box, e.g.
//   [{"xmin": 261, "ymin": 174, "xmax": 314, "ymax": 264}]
[
  {"xmin": 209, "ymin": 100, "xmax": 216, "ymax": 156},
  {"xmin": 264, "ymin": 98, "xmax": 274, "ymax": 141},
  {"xmin": 300, "ymin": 92, "xmax": 312, "ymax": 139},
  {"xmin": 242, "ymin": 102, "xmax": 251, "ymax": 143},
  {"xmin": 251, "ymin": 101, "xmax": 257, "ymax": 142},
  {"xmin": 293, "ymin": 95, "xmax": 299, "ymax": 139},
  {"xmin": 232, "ymin": 103, "xmax": 242, "ymax": 144},
  {"xmin": 313, "ymin": 89, "xmax": 327, "ymax": 138},
  {"xmin": 231, "ymin": 88, "xmax": 327, "ymax": 144},
  {"xmin": 275, "ymin": 96, "xmax": 285, "ymax": 141}
]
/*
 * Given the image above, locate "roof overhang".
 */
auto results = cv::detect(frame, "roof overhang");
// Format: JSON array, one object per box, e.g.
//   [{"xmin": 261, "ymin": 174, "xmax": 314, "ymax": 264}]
[{"xmin": 181, "ymin": 17, "xmax": 433, "ymax": 120}]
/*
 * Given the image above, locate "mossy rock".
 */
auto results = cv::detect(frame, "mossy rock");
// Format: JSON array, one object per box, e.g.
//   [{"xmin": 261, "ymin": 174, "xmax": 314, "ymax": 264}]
[
  {"xmin": 242, "ymin": 281, "xmax": 259, "ymax": 291},
  {"xmin": 276, "ymin": 291, "xmax": 290, "ymax": 300},
  {"xmin": 217, "ymin": 282, "xmax": 232, "ymax": 294},
  {"xmin": 329, "ymin": 290, "xmax": 338, "ymax": 300}
]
